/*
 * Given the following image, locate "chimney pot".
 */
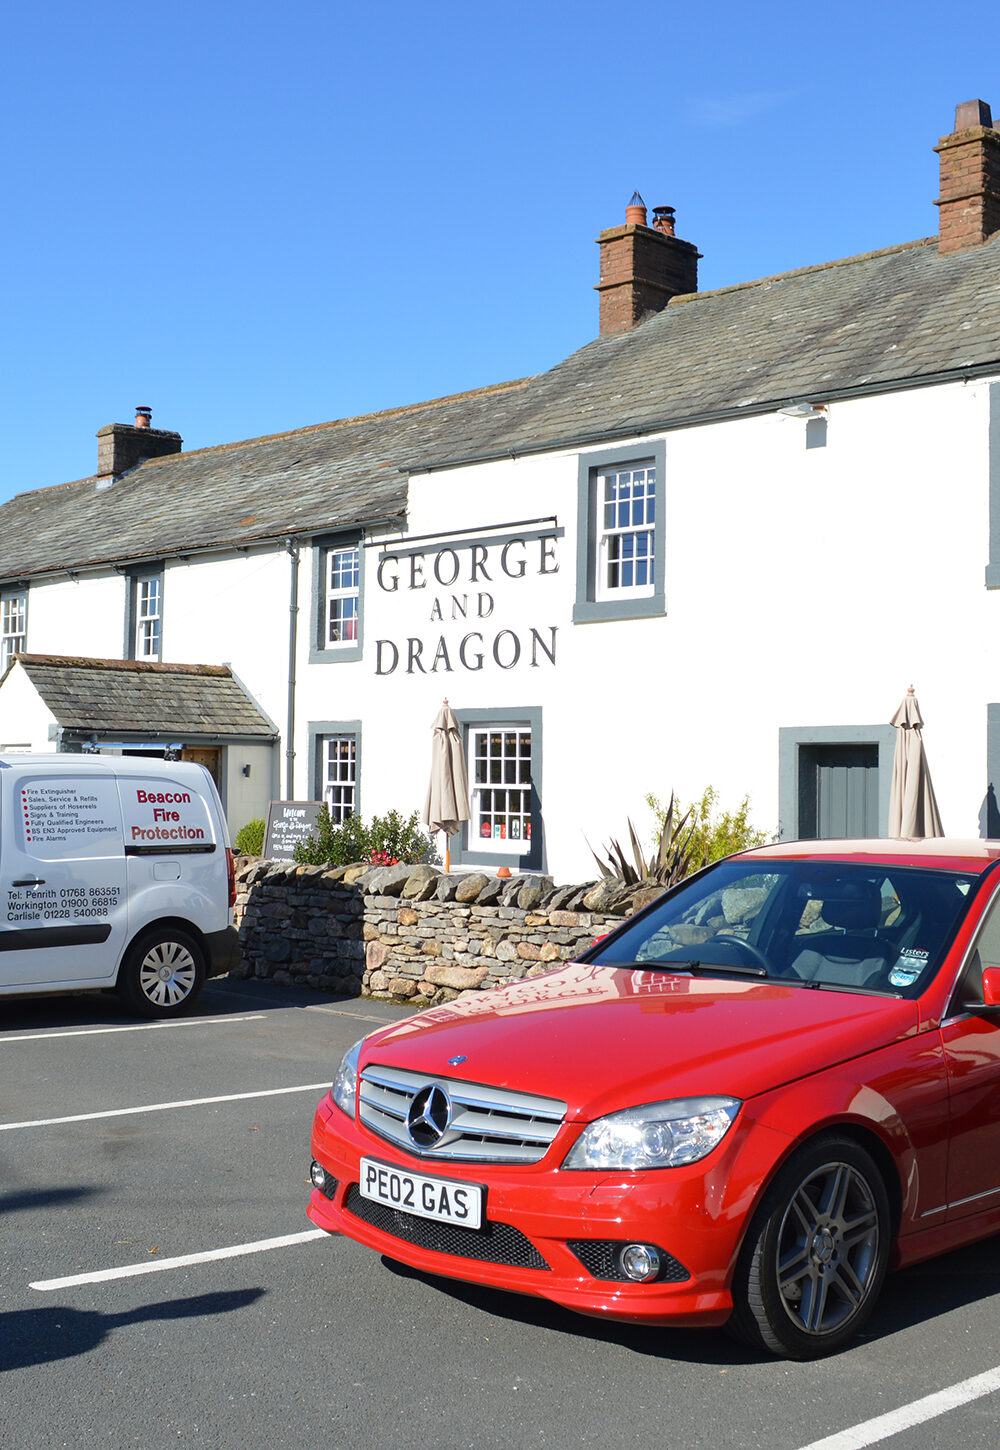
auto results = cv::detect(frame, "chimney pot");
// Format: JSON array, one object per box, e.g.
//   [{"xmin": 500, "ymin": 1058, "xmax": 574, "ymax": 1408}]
[
  {"xmin": 135, "ymin": 406, "xmax": 152, "ymax": 429},
  {"xmin": 652, "ymin": 205, "xmax": 676, "ymax": 236},
  {"xmin": 955, "ymin": 98, "xmax": 993, "ymax": 130},
  {"xmin": 625, "ymin": 191, "xmax": 648, "ymax": 227}
]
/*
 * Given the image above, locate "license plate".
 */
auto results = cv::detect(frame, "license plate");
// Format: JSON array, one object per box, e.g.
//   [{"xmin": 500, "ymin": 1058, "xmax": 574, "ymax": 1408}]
[{"xmin": 359, "ymin": 1157, "xmax": 483, "ymax": 1229}]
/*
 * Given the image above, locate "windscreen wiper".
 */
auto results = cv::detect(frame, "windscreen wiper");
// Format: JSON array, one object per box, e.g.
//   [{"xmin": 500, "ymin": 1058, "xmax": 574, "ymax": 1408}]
[
  {"xmin": 811, "ymin": 980, "xmax": 903, "ymax": 998},
  {"xmin": 681, "ymin": 960, "xmax": 768, "ymax": 979}
]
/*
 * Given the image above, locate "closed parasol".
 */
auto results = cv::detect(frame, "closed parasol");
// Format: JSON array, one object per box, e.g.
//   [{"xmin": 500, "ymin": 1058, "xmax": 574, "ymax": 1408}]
[
  {"xmin": 424, "ymin": 699, "xmax": 470, "ymax": 870},
  {"xmin": 888, "ymin": 687, "xmax": 944, "ymax": 838}
]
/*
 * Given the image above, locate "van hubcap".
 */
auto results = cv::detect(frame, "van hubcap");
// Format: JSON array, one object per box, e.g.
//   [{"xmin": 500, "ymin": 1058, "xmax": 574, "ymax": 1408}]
[{"xmin": 138, "ymin": 942, "xmax": 197, "ymax": 1006}]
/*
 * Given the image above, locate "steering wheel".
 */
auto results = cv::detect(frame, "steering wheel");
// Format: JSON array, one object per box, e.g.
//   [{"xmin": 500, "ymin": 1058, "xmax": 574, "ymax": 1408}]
[{"xmin": 712, "ymin": 935, "xmax": 772, "ymax": 973}]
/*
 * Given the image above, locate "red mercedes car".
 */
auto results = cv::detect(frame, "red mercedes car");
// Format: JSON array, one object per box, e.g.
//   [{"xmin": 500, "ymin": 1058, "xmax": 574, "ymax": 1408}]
[{"xmin": 308, "ymin": 839, "xmax": 1000, "ymax": 1358}]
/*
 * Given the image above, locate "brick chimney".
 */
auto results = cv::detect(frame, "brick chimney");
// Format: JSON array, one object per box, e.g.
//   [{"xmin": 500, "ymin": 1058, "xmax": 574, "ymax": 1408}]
[
  {"xmin": 596, "ymin": 192, "xmax": 701, "ymax": 336},
  {"xmin": 96, "ymin": 407, "xmax": 182, "ymax": 479},
  {"xmin": 935, "ymin": 99, "xmax": 1000, "ymax": 255}
]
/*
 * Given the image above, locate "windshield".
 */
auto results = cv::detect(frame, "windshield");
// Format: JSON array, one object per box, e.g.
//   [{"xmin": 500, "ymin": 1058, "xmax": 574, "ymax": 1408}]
[{"xmin": 589, "ymin": 858, "xmax": 976, "ymax": 997}]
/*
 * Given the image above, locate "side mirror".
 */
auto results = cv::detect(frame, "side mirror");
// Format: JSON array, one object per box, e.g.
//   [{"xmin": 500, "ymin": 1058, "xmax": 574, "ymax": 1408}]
[
  {"xmin": 984, "ymin": 966, "xmax": 1000, "ymax": 1006},
  {"xmin": 963, "ymin": 964, "xmax": 1000, "ymax": 1016}
]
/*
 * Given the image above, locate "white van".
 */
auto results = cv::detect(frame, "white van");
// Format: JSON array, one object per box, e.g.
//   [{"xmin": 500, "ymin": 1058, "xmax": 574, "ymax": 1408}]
[{"xmin": 0, "ymin": 754, "xmax": 238, "ymax": 1017}]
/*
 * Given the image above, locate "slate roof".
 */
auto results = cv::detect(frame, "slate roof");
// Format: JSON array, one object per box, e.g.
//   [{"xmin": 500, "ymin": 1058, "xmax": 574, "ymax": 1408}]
[
  {"xmin": 12, "ymin": 656, "xmax": 277, "ymax": 737},
  {"xmin": 408, "ymin": 234, "xmax": 1000, "ymax": 470},
  {"xmin": 0, "ymin": 379, "xmax": 533, "ymax": 581},
  {"xmin": 3, "ymin": 231, "xmax": 999, "ymax": 582}
]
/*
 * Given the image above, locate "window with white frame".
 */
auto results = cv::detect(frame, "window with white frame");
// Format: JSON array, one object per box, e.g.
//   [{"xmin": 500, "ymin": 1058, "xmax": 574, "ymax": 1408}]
[
  {"xmin": 1, "ymin": 591, "xmax": 27, "ymax": 672},
  {"xmin": 135, "ymin": 575, "xmax": 162, "ymax": 659},
  {"xmin": 325, "ymin": 546, "xmax": 359, "ymax": 646},
  {"xmin": 322, "ymin": 735, "xmax": 357, "ymax": 822},
  {"xmin": 470, "ymin": 726, "xmax": 533, "ymax": 851},
  {"xmin": 596, "ymin": 463, "xmax": 656, "ymax": 598},
  {"xmin": 574, "ymin": 443, "xmax": 665, "ymax": 624}
]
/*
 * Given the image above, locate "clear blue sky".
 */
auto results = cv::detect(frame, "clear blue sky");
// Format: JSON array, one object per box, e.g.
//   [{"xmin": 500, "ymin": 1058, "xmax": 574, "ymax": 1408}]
[{"xmin": 1, "ymin": 1, "xmax": 996, "ymax": 502}]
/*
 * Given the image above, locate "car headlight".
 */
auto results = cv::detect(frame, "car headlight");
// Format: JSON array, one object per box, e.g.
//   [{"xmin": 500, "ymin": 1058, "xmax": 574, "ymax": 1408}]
[
  {"xmin": 331, "ymin": 1038, "xmax": 364, "ymax": 1116},
  {"xmin": 563, "ymin": 1096, "xmax": 741, "ymax": 1171}
]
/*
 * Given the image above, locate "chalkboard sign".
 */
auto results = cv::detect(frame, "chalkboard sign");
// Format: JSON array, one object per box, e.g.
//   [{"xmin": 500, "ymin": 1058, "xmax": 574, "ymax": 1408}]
[{"xmin": 264, "ymin": 800, "xmax": 323, "ymax": 862}]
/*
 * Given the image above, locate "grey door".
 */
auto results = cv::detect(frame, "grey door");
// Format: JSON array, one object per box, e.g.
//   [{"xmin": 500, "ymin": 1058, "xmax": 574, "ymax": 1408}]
[{"xmin": 798, "ymin": 744, "xmax": 879, "ymax": 839}]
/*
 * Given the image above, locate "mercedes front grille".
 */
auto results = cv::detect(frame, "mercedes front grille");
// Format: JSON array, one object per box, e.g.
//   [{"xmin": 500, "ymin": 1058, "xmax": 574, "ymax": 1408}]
[{"xmin": 358, "ymin": 1063, "xmax": 567, "ymax": 1164}]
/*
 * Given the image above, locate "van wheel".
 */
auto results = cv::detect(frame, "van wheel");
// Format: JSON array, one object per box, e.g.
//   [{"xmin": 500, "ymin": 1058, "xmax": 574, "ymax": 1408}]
[
  {"xmin": 730, "ymin": 1135, "xmax": 890, "ymax": 1359},
  {"xmin": 118, "ymin": 929, "xmax": 206, "ymax": 1018}
]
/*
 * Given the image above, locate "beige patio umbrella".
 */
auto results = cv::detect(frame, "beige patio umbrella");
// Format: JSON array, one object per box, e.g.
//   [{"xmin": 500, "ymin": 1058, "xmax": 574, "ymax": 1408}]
[
  {"xmin": 888, "ymin": 687, "xmax": 944, "ymax": 838},
  {"xmin": 424, "ymin": 699, "xmax": 470, "ymax": 871}
]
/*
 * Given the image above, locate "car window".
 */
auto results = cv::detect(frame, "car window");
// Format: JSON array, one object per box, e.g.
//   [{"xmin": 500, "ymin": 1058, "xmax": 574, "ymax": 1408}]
[{"xmin": 591, "ymin": 859, "xmax": 976, "ymax": 996}]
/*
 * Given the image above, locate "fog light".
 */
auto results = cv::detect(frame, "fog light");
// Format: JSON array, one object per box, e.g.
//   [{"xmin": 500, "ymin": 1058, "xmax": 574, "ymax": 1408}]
[
  {"xmin": 619, "ymin": 1243, "xmax": 661, "ymax": 1282},
  {"xmin": 310, "ymin": 1160, "xmax": 327, "ymax": 1190}
]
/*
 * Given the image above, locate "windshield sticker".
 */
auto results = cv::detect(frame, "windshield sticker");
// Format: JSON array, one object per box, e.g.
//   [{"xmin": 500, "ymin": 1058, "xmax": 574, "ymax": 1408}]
[{"xmin": 890, "ymin": 949, "xmax": 928, "ymax": 988}]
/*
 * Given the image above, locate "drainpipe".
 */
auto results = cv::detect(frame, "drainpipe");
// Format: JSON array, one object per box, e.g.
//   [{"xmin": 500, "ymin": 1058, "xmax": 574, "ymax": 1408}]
[{"xmin": 285, "ymin": 537, "xmax": 299, "ymax": 799}]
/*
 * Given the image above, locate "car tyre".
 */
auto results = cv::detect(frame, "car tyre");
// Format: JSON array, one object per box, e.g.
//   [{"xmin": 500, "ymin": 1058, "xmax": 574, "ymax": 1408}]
[
  {"xmin": 117, "ymin": 927, "xmax": 206, "ymax": 1019},
  {"xmin": 731, "ymin": 1135, "xmax": 891, "ymax": 1359}
]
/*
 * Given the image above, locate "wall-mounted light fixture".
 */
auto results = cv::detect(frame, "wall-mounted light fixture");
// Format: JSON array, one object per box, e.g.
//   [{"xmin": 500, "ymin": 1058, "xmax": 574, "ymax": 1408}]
[
  {"xmin": 242, "ymin": 764, "xmax": 251, "ymax": 778},
  {"xmin": 777, "ymin": 401, "xmax": 827, "ymax": 418}
]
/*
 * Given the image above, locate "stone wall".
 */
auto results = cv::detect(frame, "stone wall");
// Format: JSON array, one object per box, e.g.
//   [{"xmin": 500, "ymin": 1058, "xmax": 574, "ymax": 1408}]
[{"xmin": 232, "ymin": 859, "xmax": 657, "ymax": 1004}]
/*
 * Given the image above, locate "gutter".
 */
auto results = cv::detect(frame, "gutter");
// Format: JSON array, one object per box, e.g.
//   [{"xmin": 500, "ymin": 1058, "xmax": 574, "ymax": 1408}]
[{"xmin": 1, "ymin": 513, "xmax": 406, "ymax": 589}]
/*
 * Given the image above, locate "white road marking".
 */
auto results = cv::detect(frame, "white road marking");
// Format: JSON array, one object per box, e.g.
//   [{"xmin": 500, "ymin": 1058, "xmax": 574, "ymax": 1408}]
[
  {"xmin": 306, "ymin": 1005, "xmax": 400, "ymax": 1024},
  {"xmin": 796, "ymin": 1365, "xmax": 1000, "ymax": 1450},
  {"xmin": 3, "ymin": 1014, "xmax": 265, "ymax": 1043},
  {"xmin": 31, "ymin": 1228, "xmax": 329, "ymax": 1291},
  {"xmin": 0, "ymin": 1081, "xmax": 329, "ymax": 1131}
]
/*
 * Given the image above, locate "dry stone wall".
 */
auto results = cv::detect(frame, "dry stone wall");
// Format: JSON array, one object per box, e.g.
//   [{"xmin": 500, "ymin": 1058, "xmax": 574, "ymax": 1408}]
[{"xmin": 232, "ymin": 859, "xmax": 655, "ymax": 1004}]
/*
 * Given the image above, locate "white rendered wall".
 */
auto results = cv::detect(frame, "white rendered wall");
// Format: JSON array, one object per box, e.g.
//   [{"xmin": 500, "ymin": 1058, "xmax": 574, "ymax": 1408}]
[
  {"xmin": 4, "ymin": 377, "xmax": 995, "ymax": 885},
  {"xmin": 26, "ymin": 574, "xmax": 127, "ymax": 658},
  {"xmin": 292, "ymin": 377, "xmax": 995, "ymax": 883},
  {"xmin": 0, "ymin": 664, "xmax": 58, "ymax": 751},
  {"xmin": 162, "ymin": 547, "xmax": 290, "ymax": 731}
]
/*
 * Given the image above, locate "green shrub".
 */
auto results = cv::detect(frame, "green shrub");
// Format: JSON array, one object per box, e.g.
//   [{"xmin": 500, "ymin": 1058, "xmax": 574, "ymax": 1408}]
[
  {"xmin": 647, "ymin": 786, "xmax": 769, "ymax": 871},
  {"xmin": 233, "ymin": 817, "xmax": 265, "ymax": 856},
  {"xmin": 367, "ymin": 809, "xmax": 431, "ymax": 866},
  {"xmin": 293, "ymin": 807, "xmax": 429, "ymax": 868}
]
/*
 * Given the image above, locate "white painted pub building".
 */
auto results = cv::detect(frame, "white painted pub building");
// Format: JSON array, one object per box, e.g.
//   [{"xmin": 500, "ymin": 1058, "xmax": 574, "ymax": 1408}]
[{"xmin": 3, "ymin": 100, "xmax": 1000, "ymax": 882}]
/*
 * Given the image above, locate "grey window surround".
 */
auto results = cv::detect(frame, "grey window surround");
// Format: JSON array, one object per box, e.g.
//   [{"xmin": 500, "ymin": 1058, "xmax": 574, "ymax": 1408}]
[
  {"xmin": 449, "ymin": 706, "xmax": 543, "ymax": 872},
  {"xmin": 986, "ymin": 384, "xmax": 1000, "ymax": 589},
  {"xmin": 778, "ymin": 724, "xmax": 897, "ymax": 841},
  {"xmin": 123, "ymin": 564, "xmax": 164, "ymax": 661},
  {"xmin": 574, "ymin": 440, "xmax": 666, "ymax": 624},
  {"xmin": 309, "ymin": 533, "xmax": 364, "ymax": 665},
  {"xmin": 307, "ymin": 720, "xmax": 362, "ymax": 812},
  {"xmin": 983, "ymin": 705, "xmax": 1000, "ymax": 836}
]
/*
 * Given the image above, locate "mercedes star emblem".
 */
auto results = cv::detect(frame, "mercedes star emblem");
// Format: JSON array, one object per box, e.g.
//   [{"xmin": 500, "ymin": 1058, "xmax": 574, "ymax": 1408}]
[{"xmin": 406, "ymin": 1084, "xmax": 453, "ymax": 1149}]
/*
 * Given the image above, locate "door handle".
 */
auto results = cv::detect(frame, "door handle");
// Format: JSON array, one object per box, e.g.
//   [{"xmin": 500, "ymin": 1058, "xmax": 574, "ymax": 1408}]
[{"xmin": 12, "ymin": 877, "xmax": 46, "ymax": 887}]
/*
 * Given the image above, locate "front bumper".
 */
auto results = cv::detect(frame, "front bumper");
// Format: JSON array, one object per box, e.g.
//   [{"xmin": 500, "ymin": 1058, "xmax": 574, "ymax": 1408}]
[{"xmin": 307, "ymin": 1092, "xmax": 777, "ymax": 1328}]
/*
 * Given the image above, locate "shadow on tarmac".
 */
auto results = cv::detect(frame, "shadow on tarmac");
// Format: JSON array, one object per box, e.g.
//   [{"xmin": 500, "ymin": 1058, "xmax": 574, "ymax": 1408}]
[
  {"xmin": 381, "ymin": 1229, "xmax": 1000, "ymax": 1364},
  {"xmin": 0, "ymin": 1288, "xmax": 265, "ymax": 1372},
  {"xmin": 0, "ymin": 1186, "xmax": 99, "ymax": 1216},
  {"xmin": 0, "ymin": 975, "xmax": 407, "ymax": 1034}
]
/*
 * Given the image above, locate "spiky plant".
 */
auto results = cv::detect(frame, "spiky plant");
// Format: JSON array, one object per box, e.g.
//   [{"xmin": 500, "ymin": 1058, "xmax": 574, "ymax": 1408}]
[{"xmin": 589, "ymin": 793, "xmax": 700, "ymax": 888}]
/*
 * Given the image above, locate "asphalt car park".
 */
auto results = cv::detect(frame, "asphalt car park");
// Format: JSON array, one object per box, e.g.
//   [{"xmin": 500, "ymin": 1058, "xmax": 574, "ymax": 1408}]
[{"xmin": 5, "ymin": 976, "xmax": 1000, "ymax": 1450}]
